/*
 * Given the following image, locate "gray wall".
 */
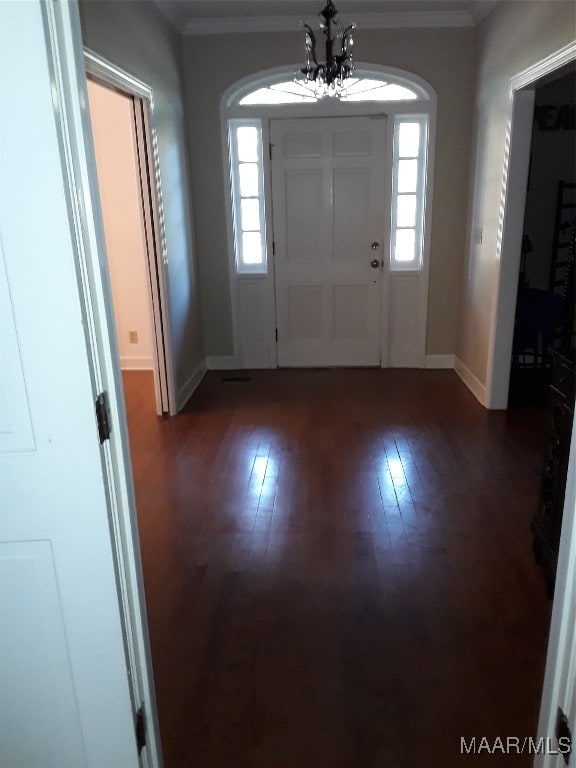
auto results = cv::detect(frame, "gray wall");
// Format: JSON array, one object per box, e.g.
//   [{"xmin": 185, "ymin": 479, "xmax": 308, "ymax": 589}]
[
  {"xmin": 79, "ymin": 0, "xmax": 205, "ymax": 403},
  {"xmin": 458, "ymin": 0, "xmax": 575, "ymax": 387},
  {"xmin": 182, "ymin": 27, "xmax": 477, "ymax": 358}
]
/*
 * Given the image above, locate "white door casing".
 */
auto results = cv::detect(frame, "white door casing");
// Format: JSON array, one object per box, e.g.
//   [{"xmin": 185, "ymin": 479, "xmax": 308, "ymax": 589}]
[
  {"xmin": 0, "ymin": 2, "xmax": 161, "ymax": 766},
  {"xmin": 84, "ymin": 49, "xmax": 175, "ymax": 416},
  {"xmin": 221, "ymin": 66, "xmax": 436, "ymax": 372},
  {"xmin": 271, "ymin": 117, "xmax": 387, "ymax": 367}
]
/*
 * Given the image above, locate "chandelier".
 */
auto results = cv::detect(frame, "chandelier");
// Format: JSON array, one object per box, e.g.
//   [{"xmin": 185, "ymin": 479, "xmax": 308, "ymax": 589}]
[{"xmin": 299, "ymin": 1, "xmax": 356, "ymax": 98}]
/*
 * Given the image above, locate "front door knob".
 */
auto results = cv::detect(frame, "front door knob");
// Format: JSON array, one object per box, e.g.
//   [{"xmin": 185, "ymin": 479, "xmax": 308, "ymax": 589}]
[{"xmin": 371, "ymin": 258, "xmax": 381, "ymax": 269}]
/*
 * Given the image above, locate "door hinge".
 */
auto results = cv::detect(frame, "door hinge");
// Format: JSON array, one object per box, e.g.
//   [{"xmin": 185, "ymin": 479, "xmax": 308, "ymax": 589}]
[
  {"xmin": 556, "ymin": 707, "xmax": 572, "ymax": 765},
  {"xmin": 135, "ymin": 706, "xmax": 146, "ymax": 755},
  {"xmin": 269, "ymin": 142, "xmax": 273, "ymax": 160},
  {"xmin": 272, "ymin": 240, "xmax": 276, "ymax": 255},
  {"xmin": 95, "ymin": 391, "xmax": 112, "ymax": 444},
  {"xmin": 275, "ymin": 328, "xmax": 278, "ymax": 341}
]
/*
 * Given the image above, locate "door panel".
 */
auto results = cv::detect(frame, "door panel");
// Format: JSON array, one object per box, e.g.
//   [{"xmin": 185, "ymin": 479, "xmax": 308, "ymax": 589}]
[
  {"xmin": 288, "ymin": 285, "xmax": 324, "ymax": 340},
  {"xmin": 333, "ymin": 168, "xmax": 371, "ymax": 262},
  {"xmin": 0, "ymin": 2, "xmax": 141, "ymax": 765},
  {"xmin": 333, "ymin": 285, "xmax": 371, "ymax": 339},
  {"xmin": 0, "ymin": 542, "xmax": 84, "ymax": 767},
  {"xmin": 285, "ymin": 170, "xmax": 324, "ymax": 263},
  {"xmin": 284, "ymin": 131, "xmax": 323, "ymax": 158},
  {"xmin": 272, "ymin": 117, "xmax": 386, "ymax": 367},
  {"xmin": 333, "ymin": 129, "xmax": 373, "ymax": 157}
]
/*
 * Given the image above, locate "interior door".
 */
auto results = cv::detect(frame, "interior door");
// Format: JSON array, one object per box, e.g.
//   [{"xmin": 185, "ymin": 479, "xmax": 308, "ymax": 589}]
[
  {"xmin": 271, "ymin": 116, "xmax": 387, "ymax": 367},
  {"xmin": 0, "ymin": 2, "xmax": 145, "ymax": 766}
]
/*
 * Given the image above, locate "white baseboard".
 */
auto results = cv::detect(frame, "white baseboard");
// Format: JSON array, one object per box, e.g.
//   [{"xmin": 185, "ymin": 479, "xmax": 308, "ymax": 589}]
[
  {"xmin": 120, "ymin": 356, "xmax": 153, "ymax": 371},
  {"xmin": 176, "ymin": 359, "xmax": 207, "ymax": 412},
  {"xmin": 425, "ymin": 354, "xmax": 455, "ymax": 369},
  {"xmin": 454, "ymin": 356, "xmax": 487, "ymax": 406},
  {"xmin": 206, "ymin": 355, "xmax": 239, "ymax": 370}
]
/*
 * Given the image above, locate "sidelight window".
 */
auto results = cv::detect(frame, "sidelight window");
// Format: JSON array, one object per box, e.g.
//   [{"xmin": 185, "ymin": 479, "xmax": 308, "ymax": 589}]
[
  {"xmin": 390, "ymin": 115, "xmax": 428, "ymax": 271},
  {"xmin": 229, "ymin": 119, "xmax": 267, "ymax": 273}
]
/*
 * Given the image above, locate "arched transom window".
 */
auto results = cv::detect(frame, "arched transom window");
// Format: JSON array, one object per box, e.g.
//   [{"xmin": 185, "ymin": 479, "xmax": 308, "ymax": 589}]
[
  {"xmin": 239, "ymin": 77, "xmax": 422, "ymax": 105},
  {"xmin": 230, "ymin": 68, "xmax": 431, "ymax": 107}
]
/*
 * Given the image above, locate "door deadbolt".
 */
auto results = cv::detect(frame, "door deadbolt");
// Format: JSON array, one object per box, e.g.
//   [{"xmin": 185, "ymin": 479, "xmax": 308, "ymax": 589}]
[{"xmin": 371, "ymin": 241, "xmax": 381, "ymax": 250}]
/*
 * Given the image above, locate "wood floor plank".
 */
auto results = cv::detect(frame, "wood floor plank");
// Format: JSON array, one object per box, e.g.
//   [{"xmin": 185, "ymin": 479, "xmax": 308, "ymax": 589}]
[{"xmin": 122, "ymin": 369, "xmax": 552, "ymax": 768}]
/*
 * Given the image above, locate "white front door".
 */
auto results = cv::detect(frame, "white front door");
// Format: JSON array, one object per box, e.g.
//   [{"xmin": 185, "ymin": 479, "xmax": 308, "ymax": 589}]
[
  {"xmin": 0, "ymin": 2, "xmax": 153, "ymax": 766},
  {"xmin": 271, "ymin": 116, "xmax": 387, "ymax": 367}
]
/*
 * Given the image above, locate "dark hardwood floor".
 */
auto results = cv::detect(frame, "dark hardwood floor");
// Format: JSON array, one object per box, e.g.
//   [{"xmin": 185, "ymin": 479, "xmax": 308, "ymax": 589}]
[{"xmin": 122, "ymin": 369, "xmax": 553, "ymax": 768}]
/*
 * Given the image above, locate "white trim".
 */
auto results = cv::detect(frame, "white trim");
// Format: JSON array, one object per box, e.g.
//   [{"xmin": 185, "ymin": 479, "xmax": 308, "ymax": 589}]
[
  {"xmin": 120, "ymin": 356, "xmax": 154, "ymax": 371},
  {"xmin": 425, "ymin": 354, "xmax": 455, "ymax": 369},
  {"xmin": 176, "ymin": 359, "xmax": 207, "ymax": 411},
  {"xmin": 184, "ymin": 11, "xmax": 474, "ymax": 36},
  {"xmin": 262, "ymin": 118, "xmax": 279, "ymax": 369},
  {"xmin": 221, "ymin": 128, "xmax": 244, "ymax": 368},
  {"xmin": 535, "ymin": 429, "xmax": 576, "ymax": 768},
  {"xmin": 454, "ymin": 356, "xmax": 487, "ymax": 405},
  {"xmin": 84, "ymin": 48, "xmax": 176, "ymax": 417},
  {"xmin": 484, "ymin": 89, "xmax": 535, "ymax": 409},
  {"xmin": 132, "ymin": 99, "xmax": 170, "ymax": 413},
  {"xmin": 42, "ymin": 3, "xmax": 162, "ymax": 766},
  {"xmin": 84, "ymin": 48, "xmax": 152, "ymax": 101},
  {"xmin": 206, "ymin": 355, "xmax": 240, "ymax": 370},
  {"xmin": 486, "ymin": 42, "xmax": 576, "ymax": 409},
  {"xmin": 417, "ymin": 106, "xmax": 435, "ymax": 369},
  {"xmin": 511, "ymin": 41, "xmax": 576, "ymax": 92}
]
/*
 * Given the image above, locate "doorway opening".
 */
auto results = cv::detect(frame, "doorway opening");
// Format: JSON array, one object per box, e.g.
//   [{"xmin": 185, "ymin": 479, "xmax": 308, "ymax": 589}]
[
  {"xmin": 508, "ymin": 68, "xmax": 575, "ymax": 407},
  {"xmin": 221, "ymin": 64, "xmax": 436, "ymax": 370},
  {"xmin": 85, "ymin": 50, "xmax": 174, "ymax": 416},
  {"xmin": 485, "ymin": 43, "xmax": 575, "ymax": 410}
]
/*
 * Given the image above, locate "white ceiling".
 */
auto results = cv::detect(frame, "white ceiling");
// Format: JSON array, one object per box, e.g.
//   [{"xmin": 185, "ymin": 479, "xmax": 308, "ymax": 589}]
[{"xmin": 151, "ymin": 0, "xmax": 500, "ymax": 35}]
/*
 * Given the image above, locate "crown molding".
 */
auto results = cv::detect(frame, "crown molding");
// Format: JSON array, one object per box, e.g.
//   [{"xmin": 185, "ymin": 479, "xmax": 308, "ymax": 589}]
[
  {"xmin": 183, "ymin": 10, "xmax": 474, "ymax": 35},
  {"xmin": 511, "ymin": 41, "xmax": 576, "ymax": 91}
]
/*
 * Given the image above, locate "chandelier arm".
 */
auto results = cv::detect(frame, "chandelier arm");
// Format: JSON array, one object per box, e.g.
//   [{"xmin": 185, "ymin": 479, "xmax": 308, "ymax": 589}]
[
  {"xmin": 342, "ymin": 24, "xmax": 355, "ymax": 51},
  {"xmin": 303, "ymin": 23, "xmax": 319, "ymax": 68},
  {"xmin": 301, "ymin": 22, "xmax": 322, "ymax": 82}
]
